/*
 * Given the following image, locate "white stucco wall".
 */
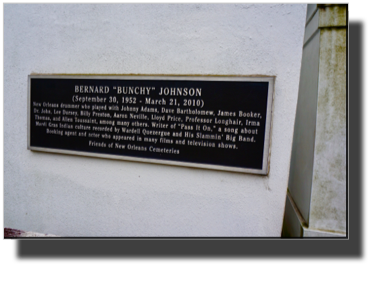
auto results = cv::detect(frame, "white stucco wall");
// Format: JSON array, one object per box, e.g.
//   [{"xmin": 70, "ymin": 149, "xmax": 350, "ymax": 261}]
[{"xmin": 4, "ymin": 3, "xmax": 306, "ymax": 236}]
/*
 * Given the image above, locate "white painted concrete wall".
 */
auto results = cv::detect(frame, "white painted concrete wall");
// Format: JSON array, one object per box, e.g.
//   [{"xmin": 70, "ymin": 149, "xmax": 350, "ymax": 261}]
[{"xmin": 4, "ymin": 4, "xmax": 306, "ymax": 236}]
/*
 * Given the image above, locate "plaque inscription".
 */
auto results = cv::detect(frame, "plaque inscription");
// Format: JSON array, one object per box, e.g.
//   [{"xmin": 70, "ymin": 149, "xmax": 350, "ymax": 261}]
[{"xmin": 28, "ymin": 75, "xmax": 274, "ymax": 174}]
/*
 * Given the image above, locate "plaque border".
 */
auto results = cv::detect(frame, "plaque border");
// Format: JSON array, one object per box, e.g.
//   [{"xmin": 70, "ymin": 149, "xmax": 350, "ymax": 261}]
[{"xmin": 28, "ymin": 74, "xmax": 274, "ymax": 175}]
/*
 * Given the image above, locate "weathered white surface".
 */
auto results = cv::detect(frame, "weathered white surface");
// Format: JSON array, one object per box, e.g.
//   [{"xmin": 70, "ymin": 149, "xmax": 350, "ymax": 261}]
[
  {"xmin": 309, "ymin": 26, "xmax": 347, "ymax": 233},
  {"xmin": 4, "ymin": 4, "xmax": 306, "ymax": 236},
  {"xmin": 19, "ymin": 231, "xmax": 58, "ymax": 237},
  {"xmin": 283, "ymin": 4, "xmax": 346, "ymax": 237}
]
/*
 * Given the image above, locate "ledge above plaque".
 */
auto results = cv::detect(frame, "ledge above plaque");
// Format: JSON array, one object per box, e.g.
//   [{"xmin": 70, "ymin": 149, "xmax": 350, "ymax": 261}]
[{"xmin": 28, "ymin": 75, "xmax": 274, "ymax": 175}]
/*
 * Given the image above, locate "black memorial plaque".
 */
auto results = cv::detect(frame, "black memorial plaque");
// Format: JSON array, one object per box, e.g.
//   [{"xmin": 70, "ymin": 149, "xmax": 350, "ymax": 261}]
[{"xmin": 28, "ymin": 75, "xmax": 274, "ymax": 174}]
